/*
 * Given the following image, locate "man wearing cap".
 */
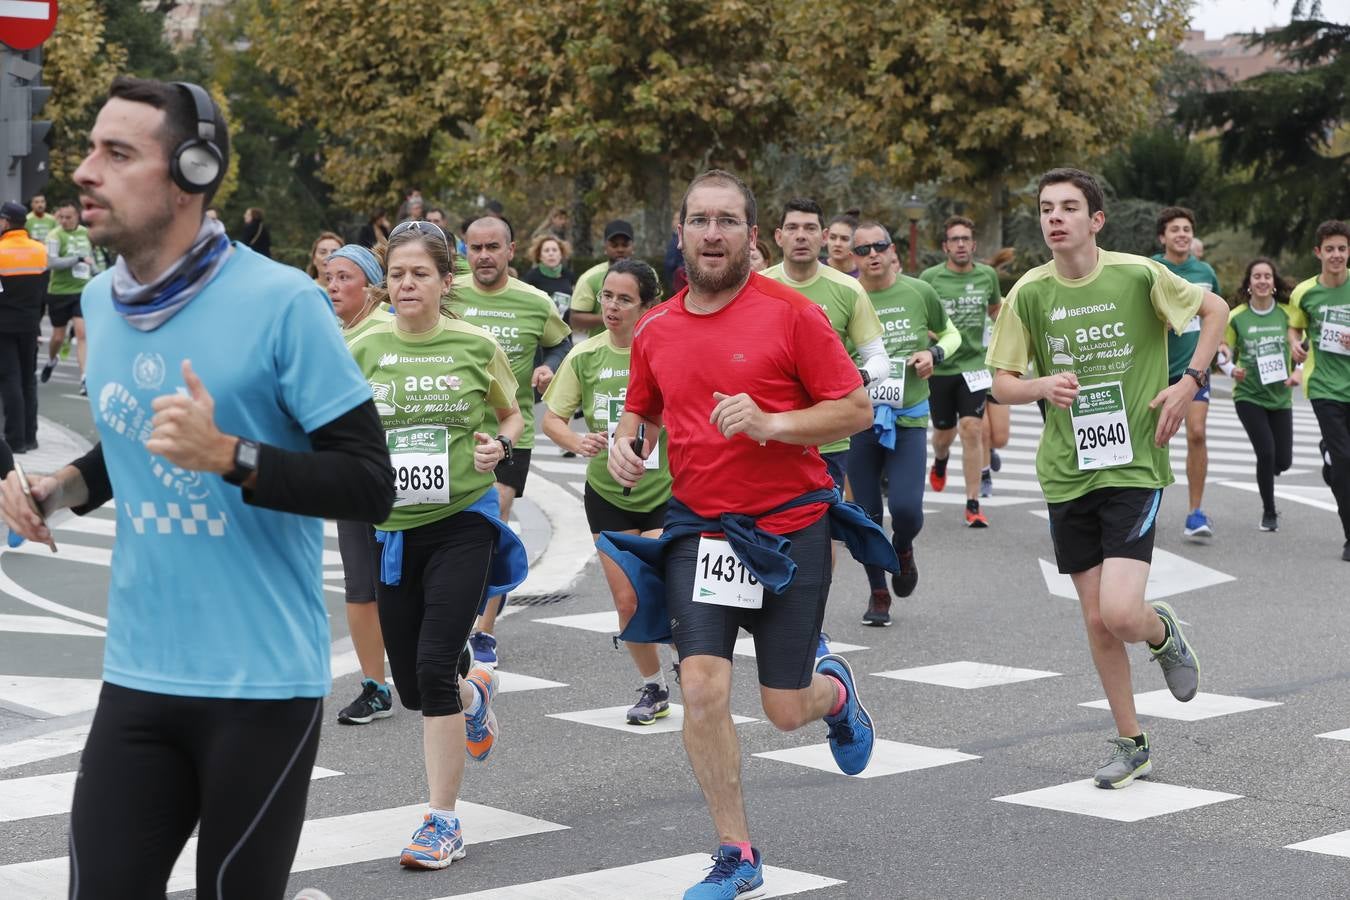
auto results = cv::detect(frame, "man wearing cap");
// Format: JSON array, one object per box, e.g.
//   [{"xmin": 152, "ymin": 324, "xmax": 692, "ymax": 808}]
[
  {"xmin": 0, "ymin": 200, "xmax": 49, "ymax": 453},
  {"xmin": 568, "ymin": 218, "xmax": 637, "ymax": 335}
]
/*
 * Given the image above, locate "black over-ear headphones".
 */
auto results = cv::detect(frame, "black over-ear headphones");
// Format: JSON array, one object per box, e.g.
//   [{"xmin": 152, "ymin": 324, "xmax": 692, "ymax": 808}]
[{"xmin": 169, "ymin": 82, "xmax": 225, "ymax": 194}]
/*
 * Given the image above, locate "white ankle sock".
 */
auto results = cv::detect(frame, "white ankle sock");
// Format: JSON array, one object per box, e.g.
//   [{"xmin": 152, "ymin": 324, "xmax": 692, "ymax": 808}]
[
  {"xmin": 429, "ymin": 806, "xmax": 457, "ymax": 825},
  {"xmin": 640, "ymin": 668, "xmax": 666, "ymax": 690}
]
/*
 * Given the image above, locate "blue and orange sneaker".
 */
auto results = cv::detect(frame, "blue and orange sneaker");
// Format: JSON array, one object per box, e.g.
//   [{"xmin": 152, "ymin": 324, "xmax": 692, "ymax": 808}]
[
  {"xmin": 684, "ymin": 845, "xmax": 764, "ymax": 899},
  {"xmin": 464, "ymin": 666, "xmax": 499, "ymax": 761},
  {"xmin": 816, "ymin": 653, "xmax": 875, "ymax": 776},
  {"xmin": 399, "ymin": 813, "xmax": 465, "ymax": 869}
]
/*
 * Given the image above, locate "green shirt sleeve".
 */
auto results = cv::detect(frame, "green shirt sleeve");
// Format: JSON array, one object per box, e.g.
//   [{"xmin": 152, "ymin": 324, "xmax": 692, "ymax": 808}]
[
  {"xmin": 486, "ymin": 341, "xmax": 519, "ymax": 410},
  {"xmin": 1223, "ymin": 306, "xmax": 1240, "ymax": 356},
  {"xmin": 569, "ymin": 264, "xmax": 606, "ymax": 314},
  {"xmin": 1149, "ymin": 262, "xmax": 1206, "ymax": 335},
  {"xmin": 1287, "ymin": 279, "xmax": 1313, "ymax": 329},
  {"xmin": 985, "ymin": 285, "xmax": 1030, "ymax": 374},
  {"xmin": 845, "ymin": 285, "xmax": 884, "ymax": 347},
  {"xmin": 542, "ymin": 300, "xmax": 571, "ymax": 347},
  {"xmin": 542, "ymin": 345, "xmax": 584, "ymax": 418}
]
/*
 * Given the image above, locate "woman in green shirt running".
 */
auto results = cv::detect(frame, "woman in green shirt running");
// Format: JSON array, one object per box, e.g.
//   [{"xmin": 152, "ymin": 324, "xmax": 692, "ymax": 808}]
[
  {"xmin": 540, "ymin": 259, "xmax": 676, "ymax": 726},
  {"xmin": 347, "ymin": 220, "xmax": 529, "ymax": 869},
  {"xmin": 1219, "ymin": 257, "xmax": 1300, "ymax": 532}
]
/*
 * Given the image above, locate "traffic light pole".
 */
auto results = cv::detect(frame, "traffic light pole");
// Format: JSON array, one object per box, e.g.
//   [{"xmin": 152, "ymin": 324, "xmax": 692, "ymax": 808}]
[{"xmin": 0, "ymin": 44, "xmax": 51, "ymax": 204}]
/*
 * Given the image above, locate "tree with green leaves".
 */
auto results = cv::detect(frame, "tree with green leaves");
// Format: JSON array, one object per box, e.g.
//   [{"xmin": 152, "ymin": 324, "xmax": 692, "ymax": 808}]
[
  {"xmin": 1177, "ymin": 10, "xmax": 1348, "ymax": 256},
  {"xmin": 777, "ymin": 0, "xmax": 1190, "ymax": 251},
  {"xmin": 248, "ymin": 0, "xmax": 794, "ymax": 254}
]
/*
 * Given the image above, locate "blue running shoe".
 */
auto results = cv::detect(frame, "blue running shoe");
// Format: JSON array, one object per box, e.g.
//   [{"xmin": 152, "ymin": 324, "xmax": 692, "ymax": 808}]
[
  {"xmin": 1182, "ymin": 509, "xmax": 1213, "ymax": 541},
  {"xmin": 815, "ymin": 630, "xmax": 831, "ymax": 660},
  {"xmin": 468, "ymin": 631, "xmax": 498, "ymax": 668},
  {"xmin": 816, "ymin": 653, "xmax": 875, "ymax": 775},
  {"xmin": 684, "ymin": 845, "xmax": 764, "ymax": 899},
  {"xmin": 399, "ymin": 813, "xmax": 465, "ymax": 869}
]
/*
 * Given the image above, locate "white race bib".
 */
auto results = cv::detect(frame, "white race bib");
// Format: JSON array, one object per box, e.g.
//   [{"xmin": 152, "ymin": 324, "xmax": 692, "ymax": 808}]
[
  {"xmin": 1070, "ymin": 381, "xmax": 1133, "ymax": 471},
  {"xmin": 551, "ymin": 291, "xmax": 571, "ymax": 314},
  {"xmin": 692, "ymin": 536, "xmax": 763, "ymax": 609},
  {"xmin": 868, "ymin": 358, "xmax": 907, "ymax": 408},
  {"xmin": 387, "ymin": 425, "xmax": 451, "ymax": 507},
  {"xmin": 1256, "ymin": 349, "xmax": 1288, "ymax": 385},
  {"xmin": 982, "ymin": 317, "xmax": 993, "ymax": 348},
  {"xmin": 72, "ymin": 262, "xmax": 92, "ymax": 281},
  {"xmin": 1319, "ymin": 308, "xmax": 1350, "ymax": 356},
  {"xmin": 1181, "ymin": 316, "xmax": 1202, "ymax": 334},
  {"xmin": 962, "ymin": 368, "xmax": 994, "ymax": 392},
  {"xmin": 607, "ymin": 397, "xmax": 658, "ymax": 469}
]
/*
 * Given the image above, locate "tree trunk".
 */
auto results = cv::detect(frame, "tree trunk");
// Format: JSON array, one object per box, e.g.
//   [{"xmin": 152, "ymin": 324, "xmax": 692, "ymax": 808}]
[
  {"xmin": 639, "ymin": 159, "xmax": 672, "ymax": 259},
  {"xmin": 969, "ymin": 172, "xmax": 1006, "ymax": 262},
  {"xmin": 570, "ymin": 172, "xmax": 595, "ymax": 258}
]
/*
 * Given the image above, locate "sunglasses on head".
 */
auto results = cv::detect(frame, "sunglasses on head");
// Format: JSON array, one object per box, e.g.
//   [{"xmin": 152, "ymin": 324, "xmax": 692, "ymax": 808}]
[
  {"xmin": 852, "ymin": 240, "xmax": 892, "ymax": 257},
  {"xmin": 390, "ymin": 219, "xmax": 449, "ymax": 245}
]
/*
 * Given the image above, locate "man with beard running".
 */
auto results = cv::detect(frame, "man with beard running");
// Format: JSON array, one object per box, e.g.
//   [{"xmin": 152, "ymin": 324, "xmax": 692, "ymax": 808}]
[{"xmin": 609, "ymin": 170, "xmax": 878, "ymax": 899}]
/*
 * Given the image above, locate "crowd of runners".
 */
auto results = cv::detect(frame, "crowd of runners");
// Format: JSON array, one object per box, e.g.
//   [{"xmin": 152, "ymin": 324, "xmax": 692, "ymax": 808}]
[{"xmin": 0, "ymin": 76, "xmax": 1347, "ymax": 900}]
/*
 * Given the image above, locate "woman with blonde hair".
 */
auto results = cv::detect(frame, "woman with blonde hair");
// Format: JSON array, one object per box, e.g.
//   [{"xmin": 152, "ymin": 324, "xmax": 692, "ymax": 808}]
[
  {"xmin": 306, "ymin": 231, "xmax": 343, "ymax": 283},
  {"xmin": 522, "ymin": 233, "xmax": 577, "ymax": 314}
]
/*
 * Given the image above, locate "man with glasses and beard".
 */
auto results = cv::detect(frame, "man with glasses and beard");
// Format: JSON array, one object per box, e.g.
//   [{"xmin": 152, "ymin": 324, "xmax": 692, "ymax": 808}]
[{"xmin": 607, "ymin": 169, "xmax": 877, "ymax": 899}]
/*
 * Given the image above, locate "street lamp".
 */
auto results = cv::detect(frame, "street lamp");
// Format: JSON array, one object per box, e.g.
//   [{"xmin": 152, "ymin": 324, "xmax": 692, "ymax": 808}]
[{"xmin": 901, "ymin": 193, "xmax": 925, "ymax": 273}]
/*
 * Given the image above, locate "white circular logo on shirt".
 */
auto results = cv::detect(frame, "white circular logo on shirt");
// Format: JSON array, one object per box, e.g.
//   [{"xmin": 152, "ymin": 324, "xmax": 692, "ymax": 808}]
[{"xmin": 133, "ymin": 352, "xmax": 166, "ymax": 390}]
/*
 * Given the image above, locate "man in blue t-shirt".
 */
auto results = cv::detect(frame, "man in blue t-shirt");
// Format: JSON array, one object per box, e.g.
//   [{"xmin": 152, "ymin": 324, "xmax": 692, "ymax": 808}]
[
  {"xmin": 0, "ymin": 77, "xmax": 393, "ymax": 899},
  {"xmin": 1153, "ymin": 206, "xmax": 1221, "ymax": 541}
]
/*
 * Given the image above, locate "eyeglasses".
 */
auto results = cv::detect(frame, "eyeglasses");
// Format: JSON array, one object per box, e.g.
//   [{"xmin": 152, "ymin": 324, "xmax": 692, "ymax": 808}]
[
  {"xmin": 684, "ymin": 215, "xmax": 746, "ymax": 232},
  {"xmin": 390, "ymin": 219, "xmax": 449, "ymax": 246},
  {"xmin": 852, "ymin": 240, "xmax": 892, "ymax": 257}
]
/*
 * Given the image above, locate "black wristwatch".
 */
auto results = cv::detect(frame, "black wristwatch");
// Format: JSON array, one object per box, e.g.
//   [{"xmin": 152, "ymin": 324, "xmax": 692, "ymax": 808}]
[
  {"xmin": 495, "ymin": 435, "xmax": 513, "ymax": 462},
  {"xmin": 858, "ymin": 368, "xmax": 872, "ymax": 387},
  {"xmin": 223, "ymin": 438, "xmax": 260, "ymax": 486},
  {"xmin": 1183, "ymin": 366, "xmax": 1210, "ymax": 389}
]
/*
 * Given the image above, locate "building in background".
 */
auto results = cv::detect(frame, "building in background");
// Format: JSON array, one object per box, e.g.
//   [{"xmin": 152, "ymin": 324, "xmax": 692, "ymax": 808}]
[{"xmin": 1181, "ymin": 28, "xmax": 1294, "ymax": 82}]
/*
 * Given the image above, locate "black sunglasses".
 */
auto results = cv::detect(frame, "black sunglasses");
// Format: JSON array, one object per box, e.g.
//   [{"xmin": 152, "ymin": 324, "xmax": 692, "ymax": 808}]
[
  {"xmin": 390, "ymin": 219, "xmax": 449, "ymax": 246},
  {"xmin": 852, "ymin": 240, "xmax": 892, "ymax": 257}
]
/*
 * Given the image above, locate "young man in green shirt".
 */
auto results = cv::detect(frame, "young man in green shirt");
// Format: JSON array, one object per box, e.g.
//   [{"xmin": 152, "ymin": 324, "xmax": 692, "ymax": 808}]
[
  {"xmin": 987, "ymin": 168, "xmax": 1227, "ymax": 789},
  {"xmin": 1153, "ymin": 207, "xmax": 1222, "ymax": 541},
  {"xmin": 41, "ymin": 201, "xmax": 96, "ymax": 393},
  {"xmin": 920, "ymin": 215, "xmax": 1003, "ymax": 526},
  {"xmin": 567, "ymin": 219, "xmax": 636, "ymax": 335},
  {"xmin": 24, "ymin": 193, "xmax": 54, "ymax": 243},
  {"xmin": 450, "ymin": 215, "xmax": 572, "ymax": 665},
  {"xmin": 763, "ymin": 197, "xmax": 889, "ymax": 493},
  {"xmin": 1288, "ymin": 219, "xmax": 1350, "ymax": 560}
]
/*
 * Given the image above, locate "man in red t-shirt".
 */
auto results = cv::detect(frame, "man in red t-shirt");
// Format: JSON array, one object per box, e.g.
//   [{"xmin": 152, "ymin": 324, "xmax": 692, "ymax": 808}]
[{"xmin": 609, "ymin": 170, "xmax": 874, "ymax": 897}]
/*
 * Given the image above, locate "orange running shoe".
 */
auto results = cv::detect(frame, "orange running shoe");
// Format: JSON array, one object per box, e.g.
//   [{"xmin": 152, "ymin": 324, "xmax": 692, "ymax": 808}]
[
  {"xmin": 964, "ymin": 504, "xmax": 989, "ymax": 528},
  {"xmin": 464, "ymin": 666, "xmax": 499, "ymax": 761},
  {"xmin": 929, "ymin": 459, "xmax": 948, "ymax": 492}
]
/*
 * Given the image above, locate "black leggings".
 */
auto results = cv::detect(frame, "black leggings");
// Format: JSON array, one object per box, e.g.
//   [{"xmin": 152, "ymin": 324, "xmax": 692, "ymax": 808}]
[
  {"xmin": 69, "ymin": 683, "xmax": 322, "ymax": 900},
  {"xmin": 372, "ymin": 512, "xmax": 496, "ymax": 716},
  {"xmin": 848, "ymin": 423, "xmax": 926, "ymax": 590},
  {"xmin": 1234, "ymin": 402, "xmax": 1293, "ymax": 515},
  {"xmin": 1311, "ymin": 399, "xmax": 1350, "ymax": 541}
]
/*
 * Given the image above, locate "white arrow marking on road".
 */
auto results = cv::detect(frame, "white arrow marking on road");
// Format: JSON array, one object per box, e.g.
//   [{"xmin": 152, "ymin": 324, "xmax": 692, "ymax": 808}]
[
  {"xmin": 0, "ymin": 675, "xmax": 102, "ymax": 718},
  {"xmin": 0, "ymin": 724, "xmax": 91, "ymax": 771},
  {"xmin": 1037, "ymin": 548, "xmax": 1234, "ymax": 601},
  {"xmin": 0, "ymin": 766, "xmax": 342, "ymax": 823},
  {"xmin": 0, "ymin": 614, "xmax": 102, "ymax": 637}
]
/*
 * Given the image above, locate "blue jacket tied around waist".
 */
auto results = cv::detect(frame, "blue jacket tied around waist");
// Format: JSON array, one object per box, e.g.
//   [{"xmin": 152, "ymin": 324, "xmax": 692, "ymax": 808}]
[
  {"xmin": 596, "ymin": 488, "xmax": 899, "ymax": 644},
  {"xmin": 375, "ymin": 488, "xmax": 529, "ymax": 614}
]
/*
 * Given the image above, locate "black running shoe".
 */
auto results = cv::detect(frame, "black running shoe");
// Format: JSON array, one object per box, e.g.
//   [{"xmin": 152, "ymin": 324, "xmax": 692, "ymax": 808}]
[
  {"xmin": 892, "ymin": 549, "xmax": 919, "ymax": 598},
  {"xmin": 337, "ymin": 679, "xmax": 394, "ymax": 725}
]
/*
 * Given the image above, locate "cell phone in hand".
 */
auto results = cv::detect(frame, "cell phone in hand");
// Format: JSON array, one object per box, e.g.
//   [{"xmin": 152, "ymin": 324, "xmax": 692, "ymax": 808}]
[
  {"xmin": 12, "ymin": 461, "xmax": 57, "ymax": 553},
  {"xmin": 622, "ymin": 423, "xmax": 647, "ymax": 497}
]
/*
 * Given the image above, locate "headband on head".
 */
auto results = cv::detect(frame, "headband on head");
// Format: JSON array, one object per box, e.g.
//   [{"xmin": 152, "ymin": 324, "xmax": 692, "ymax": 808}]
[{"xmin": 328, "ymin": 244, "xmax": 384, "ymax": 287}]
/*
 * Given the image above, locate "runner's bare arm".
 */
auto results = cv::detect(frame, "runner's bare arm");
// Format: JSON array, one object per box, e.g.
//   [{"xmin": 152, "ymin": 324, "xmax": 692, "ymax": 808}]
[{"xmin": 993, "ymin": 369, "xmax": 1079, "ymax": 408}]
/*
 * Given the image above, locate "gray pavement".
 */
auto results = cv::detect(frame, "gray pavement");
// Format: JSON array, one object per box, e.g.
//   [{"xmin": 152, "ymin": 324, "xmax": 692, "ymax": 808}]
[{"xmin": 1, "ymin": 362, "xmax": 1349, "ymax": 899}]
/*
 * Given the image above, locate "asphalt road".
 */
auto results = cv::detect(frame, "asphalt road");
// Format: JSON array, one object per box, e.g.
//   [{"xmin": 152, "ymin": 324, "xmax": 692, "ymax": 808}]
[{"xmin": 1, "ymin": 359, "xmax": 1348, "ymax": 900}]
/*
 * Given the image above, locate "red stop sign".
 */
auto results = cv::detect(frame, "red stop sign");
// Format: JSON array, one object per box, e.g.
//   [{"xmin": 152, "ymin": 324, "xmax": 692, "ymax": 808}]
[{"xmin": 0, "ymin": 0, "xmax": 57, "ymax": 51}]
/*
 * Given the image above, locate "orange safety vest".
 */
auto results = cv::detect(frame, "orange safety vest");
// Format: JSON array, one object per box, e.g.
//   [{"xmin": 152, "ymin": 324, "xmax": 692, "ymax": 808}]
[{"xmin": 0, "ymin": 228, "xmax": 48, "ymax": 276}]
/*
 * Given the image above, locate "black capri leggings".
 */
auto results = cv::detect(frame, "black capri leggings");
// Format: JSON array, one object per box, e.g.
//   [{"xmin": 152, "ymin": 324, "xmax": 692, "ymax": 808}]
[
  {"xmin": 1234, "ymin": 401, "xmax": 1293, "ymax": 515},
  {"xmin": 372, "ymin": 512, "xmax": 497, "ymax": 716},
  {"xmin": 69, "ymin": 682, "xmax": 322, "ymax": 900}
]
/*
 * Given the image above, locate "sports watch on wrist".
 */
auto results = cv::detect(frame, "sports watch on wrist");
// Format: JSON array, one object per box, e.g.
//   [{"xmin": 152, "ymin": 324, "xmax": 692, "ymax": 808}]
[
  {"xmin": 495, "ymin": 435, "xmax": 514, "ymax": 462},
  {"xmin": 1183, "ymin": 366, "xmax": 1210, "ymax": 389},
  {"xmin": 858, "ymin": 368, "xmax": 872, "ymax": 387},
  {"xmin": 224, "ymin": 438, "xmax": 260, "ymax": 486}
]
